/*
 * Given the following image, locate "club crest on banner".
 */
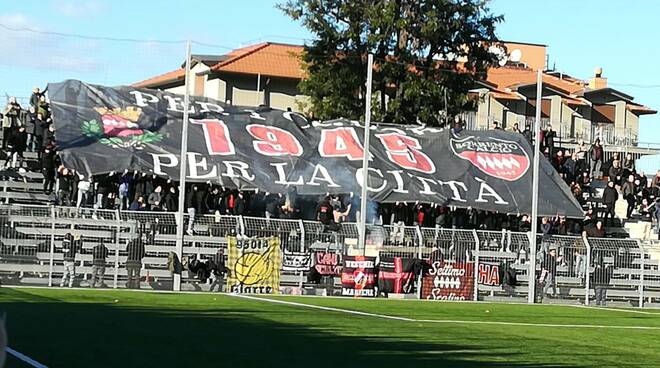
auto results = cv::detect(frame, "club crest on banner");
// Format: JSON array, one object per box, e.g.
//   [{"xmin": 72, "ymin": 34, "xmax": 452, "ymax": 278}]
[
  {"xmin": 450, "ymin": 135, "xmax": 529, "ymax": 181},
  {"xmin": 81, "ymin": 106, "xmax": 163, "ymax": 149}
]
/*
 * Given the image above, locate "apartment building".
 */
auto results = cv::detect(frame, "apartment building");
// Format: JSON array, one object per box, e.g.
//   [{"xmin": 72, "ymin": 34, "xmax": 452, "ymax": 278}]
[{"xmin": 134, "ymin": 41, "xmax": 655, "ymax": 148}]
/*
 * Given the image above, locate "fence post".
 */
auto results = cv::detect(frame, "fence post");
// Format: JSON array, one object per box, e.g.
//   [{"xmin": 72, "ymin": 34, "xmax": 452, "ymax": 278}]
[
  {"xmin": 114, "ymin": 209, "xmax": 121, "ymax": 289},
  {"xmin": 238, "ymin": 215, "xmax": 246, "ymax": 237},
  {"xmin": 472, "ymin": 229, "xmax": 480, "ymax": 301},
  {"xmin": 416, "ymin": 226, "xmax": 423, "ymax": 300},
  {"xmin": 298, "ymin": 219, "xmax": 306, "ymax": 289},
  {"xmin": 638, "ymin": 241, "xmax": 645, "ymax": 308},
  {"xmin": 583, "ymin": 234, "xmax": 591, "ymax": 306},
  {"xmin": 48, "ymin": 205, "xmax": 55, "ymax": 287},
  {"xmin": 526, "ymin": 231, "xmax": 536, "ymax": 304}
]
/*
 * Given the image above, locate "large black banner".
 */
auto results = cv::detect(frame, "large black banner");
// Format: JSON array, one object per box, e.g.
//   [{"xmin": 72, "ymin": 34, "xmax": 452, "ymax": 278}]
[{"xmin": 49, "ymin": 80, "xmax": 582, "ymax": 217}]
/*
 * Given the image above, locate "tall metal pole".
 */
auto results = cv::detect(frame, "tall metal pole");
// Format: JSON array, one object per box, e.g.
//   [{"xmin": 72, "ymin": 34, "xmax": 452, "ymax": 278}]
[
  {"xmin": 527, "ymin": 69, "xmax": 542, "ymax": 303},
  {"xmin": 174, "ymin": 40, "xmax": 192, "ymax": 292},
  {"xmin": 256, "ymin": 73, "xmax": 261, "ymax": 106},
  {"xmin": 358, "ymin": 54, "xmax": 374, "ymax": 254}
]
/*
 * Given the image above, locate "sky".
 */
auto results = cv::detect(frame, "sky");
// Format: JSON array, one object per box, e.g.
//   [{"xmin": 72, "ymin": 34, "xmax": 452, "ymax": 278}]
[{"xmin": 1, "ymin": 0, "xmax": 659, "ymax": 143}]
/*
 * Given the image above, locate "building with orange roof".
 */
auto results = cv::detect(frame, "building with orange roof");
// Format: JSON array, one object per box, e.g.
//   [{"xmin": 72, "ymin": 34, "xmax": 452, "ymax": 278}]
[{"xmin": 134, "ymin": 41, "xmax": 655, "ymax": 148}]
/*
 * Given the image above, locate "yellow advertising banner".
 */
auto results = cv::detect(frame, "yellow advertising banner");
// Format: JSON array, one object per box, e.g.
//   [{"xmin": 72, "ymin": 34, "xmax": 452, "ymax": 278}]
[{"xmin": 226, "ymin": 236, "xmax": 281, "ymax": 294}]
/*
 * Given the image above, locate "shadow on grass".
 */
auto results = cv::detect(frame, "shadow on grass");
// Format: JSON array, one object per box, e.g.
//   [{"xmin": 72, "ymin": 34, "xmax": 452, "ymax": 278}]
[{"xmin": 0, "ymin": 288, "xmax": 571, "ymax": 368}]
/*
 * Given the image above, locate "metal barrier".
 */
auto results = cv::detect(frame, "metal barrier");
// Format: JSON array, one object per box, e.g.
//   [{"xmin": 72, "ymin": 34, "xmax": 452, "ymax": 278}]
[{"xmin": 0, "ymin": 204, "xmax": 658, "ymax": 307}]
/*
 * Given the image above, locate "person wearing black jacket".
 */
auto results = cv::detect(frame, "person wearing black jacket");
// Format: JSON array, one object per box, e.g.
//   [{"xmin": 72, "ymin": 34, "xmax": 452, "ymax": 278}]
[
  {"xmin": 41, "ymin": 145, "xmax": 57, "ymax": 194},
  {"xmin": 163, "ymin": 185, "xmax": 177, "ymax": 212},
  {"xmin": 589, "ymin": 139, "xmax": 604, "ymax": 179},
  {"xmin": 234, "ymin": 192, "xmax": 245, "ymax": 215},
  {"xmin": 60, "ymin": 232, "xmax": 81, "ymax": 288},
  {"xmin": 621, "ymin": 175, "xmax": 636, "ymax": 219},
  {"xmin": 4, "ymin": 126, "xmax": 27, "ymax": 168},
  {"xmin": 592, "ymin": 251, "xmax": 612, "ymax": 306},
  {"xmin": 185, "ymin": 185, "xmax": 203, "ymax": 235},
  {"xmin": 57, "ymin": 168, "xmax": 73, "ymax": 206},
  {"xmin": 544, "ymin": 125, "xmax": 556, "ymax": 156},
  {"xmin": 540, "ymin": 248, "xmax": 561, "ymax": 299},
  {"xmin": 126, "ymin": 234, "xmax": 146, "ymax": 289},
  {"xmin": 602, "ymin": 181, "xmax": 619, "ymax": 226},
  {"xmin": 33, "ymin": 113, "xmax": 47, "ymax": 156},
  {"xmin": 90, "ymin": 242, "xmax": 109, "ymax": 288},
  {"xmin": 42, "ymin": 124, "xmax": 55, "ymax": 150}
]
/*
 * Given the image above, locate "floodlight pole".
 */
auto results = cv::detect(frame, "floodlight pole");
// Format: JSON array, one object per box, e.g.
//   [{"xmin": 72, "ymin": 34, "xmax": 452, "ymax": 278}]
[
  {"xmin": 174, "ymin": 39, "xmax": 192, "ymax": 292},
  {"xmin": 358, "ymin": 54, "xmax": 374, "ymax": 255},
  {"xmin": 528, "ymin": 68, "xmax": 542, "ymax": 304}
]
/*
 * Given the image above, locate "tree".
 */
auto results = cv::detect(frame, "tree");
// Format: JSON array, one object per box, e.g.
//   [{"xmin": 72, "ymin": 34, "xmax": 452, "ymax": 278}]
[{"xmin": 279, "ymin": 0, "xmax": 503, "ymax": 126}]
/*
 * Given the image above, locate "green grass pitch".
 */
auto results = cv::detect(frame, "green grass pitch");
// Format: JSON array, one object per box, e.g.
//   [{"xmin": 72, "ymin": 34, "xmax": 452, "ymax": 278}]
[{"xmin": 1, "ymin": 287, "xmax": 659, "ymax": 367}]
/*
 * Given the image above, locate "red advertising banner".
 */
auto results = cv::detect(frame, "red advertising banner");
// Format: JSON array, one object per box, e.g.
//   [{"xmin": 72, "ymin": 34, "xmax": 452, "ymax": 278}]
[{"xmin": 422, "ymin": 261, "xmax": 474, "ymax": 301}]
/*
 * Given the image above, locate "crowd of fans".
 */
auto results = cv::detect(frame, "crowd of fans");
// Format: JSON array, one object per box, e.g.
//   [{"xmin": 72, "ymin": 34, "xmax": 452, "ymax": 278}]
[{"xmin": 2, "ymin": 90, "xmax": 660, "ymax": 239}]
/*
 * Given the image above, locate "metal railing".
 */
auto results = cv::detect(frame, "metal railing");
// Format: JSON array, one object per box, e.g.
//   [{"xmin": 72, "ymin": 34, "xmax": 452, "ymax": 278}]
[{"xmin": 0, "ymin": 204, "xmax": 657, "ymax": 307}]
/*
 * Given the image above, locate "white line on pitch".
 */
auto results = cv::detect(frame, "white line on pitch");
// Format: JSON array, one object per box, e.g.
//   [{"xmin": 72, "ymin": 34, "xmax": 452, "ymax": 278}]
[
  {"xmin": 6, "ymin": 347, "xmax": 48, "ymax": 368},
  {"xmin": 230, "ymin": 294, "xmax": 414, "ymax": 321},
  {"xmin": 234, "ymin": 294, "xmax": 660, "ymax": 331},
  {"xmin": 568, "ymin": 304, "xmax": 660, "ymax": 315}
]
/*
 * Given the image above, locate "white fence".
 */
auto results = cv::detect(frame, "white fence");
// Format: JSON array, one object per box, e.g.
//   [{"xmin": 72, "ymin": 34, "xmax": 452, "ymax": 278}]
[{"xmin": 0, "ymin": 204, "xmax": 658, "ymax": 307}]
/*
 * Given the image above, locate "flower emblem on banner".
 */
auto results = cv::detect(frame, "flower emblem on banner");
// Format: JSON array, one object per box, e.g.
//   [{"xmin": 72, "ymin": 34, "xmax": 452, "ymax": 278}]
[{"xmin": 81, "ymin": 107, "xmax": 163, "ymax": 149}]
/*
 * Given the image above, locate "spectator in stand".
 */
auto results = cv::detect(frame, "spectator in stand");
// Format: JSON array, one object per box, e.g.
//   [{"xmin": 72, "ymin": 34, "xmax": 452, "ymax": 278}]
[
  {"xmin": 622, "ymin": 175, "xmax": 637, "ymax": 219},
  {"xmin": 562, "ymin": 152, "xmax": 577, "ymax": 184},
  {"xmin": 42, "ymin": 124, "xmax": 55, "ymax": 150},
  {"xmin": 583, "ymin": 208, "xmax": 597, "ymax": 230},
  {"xmin": 234, "ymin": 191, "xmax": 245, "ymax": 216},
  {"xmin": 637, "ymin": 171, "xmax": 648, "ymax": 191},
  {"xmin": 450, "ymin": 116, "xmax": 463, "ymax": 135},
  {"xmin": 134, "ymin": 172, "xmax": 153, "ymax": 200},
  {"xmin": 575, "ymin": 139, "xmax": 588, "ymax": 174},
  {"xmin": 4, "ymin": 126, "xmax": 27, "ymax": 168},
  {"xmin": 589, "ymin": 139, "xmax": 603, "ymax": 179},
  {"xmin": 544, "ymin": 125, "xmax": 556, "ymax": 156},
  {"xmin": 552, "ymin": 150, "xmax": 565, "ymax": 179},
  {"xmin": 33, "ymin": 113, "xmax": 47, "ymax": 157},
  {"xmin": 90, "ymin": 241, "xmax": 109, "ymax": 288},
  {"xmin": 2, "ymin": 97, "xmax": 21, "ymax": 150},
  {"xmin": 491, "ymin": 121, "xmax": 502, "ymax": 130},
  {"xmin": 554, "ymin": 216, "xmax": 568, "ymax": 235},
  {"xmin": 265, "ymin": 192, "xmax": 283, "ymax": 219},
  {"xmin": 129, "ymin": 196, "xmax": 146, "ymax": 211},
  {"xmin": 57, "ymin": 168, "xmax": 73, "ymax": 206},
  {"xmin": 519, "ymin": 215, "xmax": 531, "ymax": 232},
  {"xmin": 94, "ymin": 172, "xmax": 115, "ymax": 213},
  {"xmin": 608, "ymin": 159, "xmax": 623, "ymax": 186},
  {"xmin": 41, "ymin": 145, "xmax": 57, "ymax": 194},
  {"xmin": 125, "ymin": 233, "xmax": 146, "ymax": 289},
  {"xmin": 76, "ymin": 174, "xmax": 91, "ymax": 208},
  {"xmin": 602, "ymin": 181, "xmax": 618, "ymax": 226},
  {"xmin": 572, "ymin": 184, "xmax": 586, "ymax": 207},
  {"xmin": 60, "ymin": 232, "xmax": 81, "ymax": 288},
  {"xmin": 622, "ymin": 153, "xmax": 635, "ymax": 179},
  {"xmin": 540, "ymin": 217, "xmax": 553, "ymax": 237},
  {"xmin": 185, "ymin": 184, "xmax": 203, "ymax": 235},
  {"xmin": 316, "ymin": 195, "xmax": 333, "ymax": 225},
  {"xmin": 579, "ymin": 172, "xmax": 592, "ymax": 194},
  {"xmin": 25, "ymin": 106, "xmax": 36, "ymax": 152},
  {"xmin": 584, "ymin": 220, "xmax": 606, "ymax": 238},
  {"xmin": 163, "ymin": 185, "xmax": 177, "ymax": 212},
  {"xmin": 148, "ymin": 185, "xmax": 163, "ymax": 211},
  {"xmin": 510, "ymin": 122, "xmax": 521, "ymax": 134},
  {"xmin": 118, "ymin": 170, "xmax": 133, "ymax": 210},
  {"xmin": 30, "ymin": 87, "xmax": 41, "ymax": 109},
  {"xmin": 37, "ymin": 95, "xmax": 50, "ymax": 118},
  {"xmin": 522, "ymin": 125, "xmax": 532, "ymax": 145}
]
